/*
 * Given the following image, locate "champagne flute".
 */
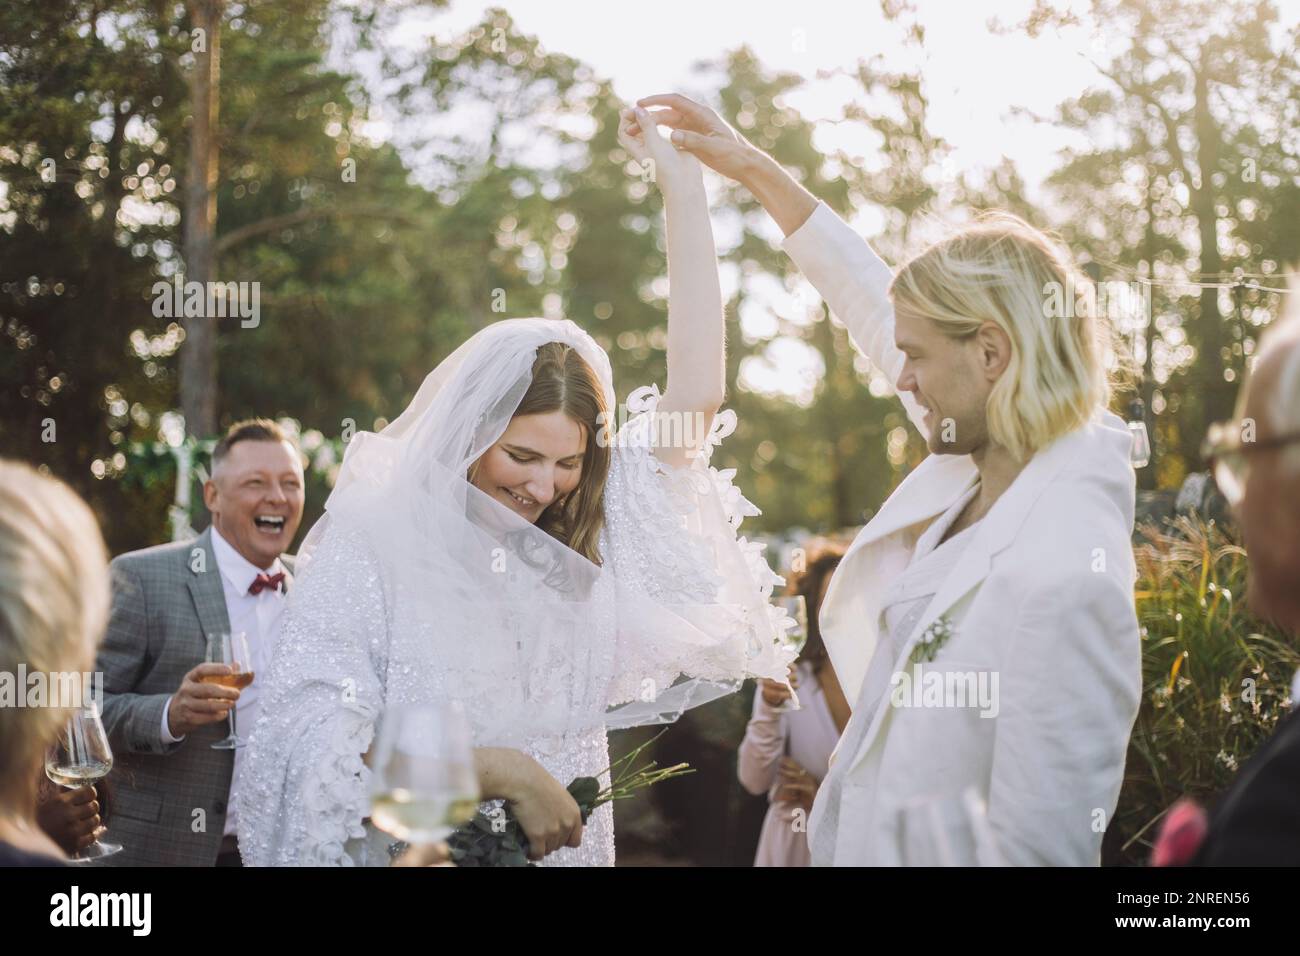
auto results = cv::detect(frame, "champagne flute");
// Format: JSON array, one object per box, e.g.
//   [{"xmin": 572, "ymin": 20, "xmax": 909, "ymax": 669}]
[
  {"xmin": 204, "ymin": 631, "xmax": 252, "ymax": 750},
  {"xmin": 369, "ymin": 701, "xmax": 480, "ymax": 856},
  {"xmin": 895, "ymin": 786, "xmax": 1004, "ymax": 866},
  {"xmin": 45, "ymin": 706, "xmax": 122, "ymax": 862},
  {"xmin": 772, "ymin": 595, "xmax": 808, "ymax": 713}
]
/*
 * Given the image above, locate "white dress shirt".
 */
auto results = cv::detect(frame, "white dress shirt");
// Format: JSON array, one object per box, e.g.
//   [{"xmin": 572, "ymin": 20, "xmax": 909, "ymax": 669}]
[{"xmin": 160, "ymin": 526, "xmax": 288, "ymax": 838}]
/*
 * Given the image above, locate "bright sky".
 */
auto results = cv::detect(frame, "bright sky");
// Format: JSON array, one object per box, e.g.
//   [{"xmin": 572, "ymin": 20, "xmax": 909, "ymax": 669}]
[
  {"xmin": 424, "ymin": 0, "xmax": 1095, "ymax": 193},
  {"xmin": 359, "ymin": 0, "xmax": 1300, "ymax": 403},
  {"xmin": 395, "ymin": 0, "xmax": 1296, "ymax": 195}
]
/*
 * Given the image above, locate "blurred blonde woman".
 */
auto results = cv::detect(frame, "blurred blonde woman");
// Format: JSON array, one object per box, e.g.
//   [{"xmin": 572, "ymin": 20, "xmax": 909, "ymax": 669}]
[
  {"xmin": 638, "ymin": 92, "xmax": 1141, "ymax": 866},
  {"xmin": 0, "ymin": 460, "xmax": 110, "ymax": 866}
]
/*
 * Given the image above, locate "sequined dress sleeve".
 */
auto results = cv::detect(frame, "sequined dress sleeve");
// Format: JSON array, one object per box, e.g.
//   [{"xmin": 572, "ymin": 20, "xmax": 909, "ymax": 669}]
[{"xmin": 237, "ymin": 520, "xmax": 390, "ymax": 866}]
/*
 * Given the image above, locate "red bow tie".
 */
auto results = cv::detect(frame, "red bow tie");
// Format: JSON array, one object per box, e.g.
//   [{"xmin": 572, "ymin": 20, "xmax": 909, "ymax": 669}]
[{"xmin": 248, "ymin": 571, "xmax": 286, "ymax": 595}]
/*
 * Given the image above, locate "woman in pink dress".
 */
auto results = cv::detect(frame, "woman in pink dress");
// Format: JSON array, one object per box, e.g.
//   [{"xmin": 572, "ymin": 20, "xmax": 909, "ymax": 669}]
[{"xmin": 738, "ymin": 542, "xmax": 851, "ymax": 866}]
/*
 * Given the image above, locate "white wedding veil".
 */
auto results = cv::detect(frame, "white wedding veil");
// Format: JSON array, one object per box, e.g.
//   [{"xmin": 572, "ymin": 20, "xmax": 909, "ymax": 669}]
[{"xmin": 292, "ymin": 317, "xmax": 792, "ymax": 747}]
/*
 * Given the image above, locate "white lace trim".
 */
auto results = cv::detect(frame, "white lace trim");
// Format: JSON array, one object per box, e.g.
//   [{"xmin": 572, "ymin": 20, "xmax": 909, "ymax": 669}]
[
  {"xmin": 603, "ymin": 385, "xmax": 795, "ymax": 708},
  {"xmin": 298, "ymin": 703, "xmax": 376, "ymax": 866}
]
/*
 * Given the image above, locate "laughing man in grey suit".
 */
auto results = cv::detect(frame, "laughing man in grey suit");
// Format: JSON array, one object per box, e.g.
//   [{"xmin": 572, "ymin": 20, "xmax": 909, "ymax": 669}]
[{"xmin": 97, "ymin": 419, "xmax": 305, "ymax": 866}]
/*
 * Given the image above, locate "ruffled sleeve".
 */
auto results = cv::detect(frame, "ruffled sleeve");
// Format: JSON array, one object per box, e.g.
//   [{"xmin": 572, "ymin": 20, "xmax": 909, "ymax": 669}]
[
  {"xmin": 237, "ymin": 520, "xmax": 389, "ymax": 866},
  {"xmin": 600, "ymin": 384, "xmax": 796, "ymax": 716}
]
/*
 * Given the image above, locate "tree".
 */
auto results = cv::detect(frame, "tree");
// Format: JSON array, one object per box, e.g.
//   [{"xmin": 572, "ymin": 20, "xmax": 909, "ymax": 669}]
[
  {"xmin": 1008, "ymin": 0, "xmax": 1300, "ymax": 477},
  {"xmin": 180, "ymin": 0, "xmax": 221, "ymax": 437}
]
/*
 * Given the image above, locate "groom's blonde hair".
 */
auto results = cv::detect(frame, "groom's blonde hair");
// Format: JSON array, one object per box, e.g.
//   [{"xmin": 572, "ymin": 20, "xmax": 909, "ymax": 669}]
[{"xmin": 890, "ymin": 212, "xmax": 1119, "ymax": 463}]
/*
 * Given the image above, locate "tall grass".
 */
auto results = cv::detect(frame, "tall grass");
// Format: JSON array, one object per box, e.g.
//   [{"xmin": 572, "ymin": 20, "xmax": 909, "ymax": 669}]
[{"xmin": 1107, "ymin": 516, "xmax": 1299, "ymax": 865}]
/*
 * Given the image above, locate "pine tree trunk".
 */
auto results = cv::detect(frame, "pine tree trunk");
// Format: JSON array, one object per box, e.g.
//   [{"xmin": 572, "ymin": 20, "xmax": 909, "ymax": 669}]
[
  {"xmin": 1190, "ymin": 63, "xmax": 1232, "ymax": 446},
  {"xmin": 180, "ymin": 0, "xmax": 222, "ymax": 439},
  {"xmin": 1139, "ymin": 163, "xmax": 1158, "ymax": 491}
]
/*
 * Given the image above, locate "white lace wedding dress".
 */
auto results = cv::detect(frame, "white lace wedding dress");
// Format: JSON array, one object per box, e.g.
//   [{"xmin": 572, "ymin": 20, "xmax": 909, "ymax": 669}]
[{"xmin": 238, "ymin": 343, "xmax": 790, "ymax": 867}]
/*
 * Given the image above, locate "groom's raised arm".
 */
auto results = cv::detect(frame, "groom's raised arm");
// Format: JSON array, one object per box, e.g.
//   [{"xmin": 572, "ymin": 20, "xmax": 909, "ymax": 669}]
[
  {"xmin": 776, "ymin": 200, "xmax": 929, "ymax": 438},
  {"xmin": 635, "ymin": 93, "xmax": 928, "ymax": 439},
  {"xmin": 616, "ymin": 105, "xmax": 725, "ymax": 471}
]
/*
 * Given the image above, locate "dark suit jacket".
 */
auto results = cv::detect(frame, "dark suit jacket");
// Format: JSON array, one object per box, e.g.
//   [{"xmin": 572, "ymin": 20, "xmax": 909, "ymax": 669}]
[
  {"xmin": 1193, "ymin": 706, "xmax": 1300, "ymax": 865},
  {"xmin": 97, "ymin": 527, "xmax": 293, "ymax": 866}
]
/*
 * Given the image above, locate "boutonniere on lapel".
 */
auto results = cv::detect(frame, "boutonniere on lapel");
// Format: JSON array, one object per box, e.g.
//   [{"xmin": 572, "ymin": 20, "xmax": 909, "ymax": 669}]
[{"xmin": 909, "ymin": 614, "xmax": 955, "ymax": 665}]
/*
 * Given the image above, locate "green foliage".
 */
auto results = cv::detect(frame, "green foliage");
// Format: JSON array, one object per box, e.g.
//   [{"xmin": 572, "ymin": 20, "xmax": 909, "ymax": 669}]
[
  {"xmin": 1020, "ymin": 0, "xmax": 1299, "ymax": 485},
  {"xmin": 1109, "ymin": 516, "xmax": 1299, "ymax": 865},
  {"xmin": 1, "ymin": 2, "xmax": 972, "ymax": 550},
  {"xmin": 4, "ymin": 1, "xmax": 1297, "ymax": 554}
]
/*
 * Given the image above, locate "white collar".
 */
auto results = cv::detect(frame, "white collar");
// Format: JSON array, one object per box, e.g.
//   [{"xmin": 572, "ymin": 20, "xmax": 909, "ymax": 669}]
[
  {"xmin": 210, "ymin": 524, "xmax": 285, "ymax": 596},
  {"xmin": 914, "ymin": 478, "xmax": 981, "ymax": 559}
]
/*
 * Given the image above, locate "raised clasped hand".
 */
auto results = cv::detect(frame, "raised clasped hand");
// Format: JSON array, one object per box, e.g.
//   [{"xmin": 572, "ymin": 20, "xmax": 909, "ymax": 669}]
[{"xmin": 617, "ymin": 104, "xmax": 703, "ymax": 195}]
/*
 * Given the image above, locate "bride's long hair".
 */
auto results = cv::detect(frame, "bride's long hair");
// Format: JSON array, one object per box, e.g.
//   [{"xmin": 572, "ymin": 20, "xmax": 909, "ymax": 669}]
[{"xmin": 470, "ymin": 341, "xmax": 611, "ymax": 565}]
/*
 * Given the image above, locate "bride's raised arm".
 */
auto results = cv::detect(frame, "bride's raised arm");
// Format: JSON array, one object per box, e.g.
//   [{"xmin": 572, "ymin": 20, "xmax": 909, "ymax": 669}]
[
  {"xmin": 617, "ymin": 105, "xmax": 723, "ymax": 470},
  {"xmin": 597, "ymin": 106, "xmax": 795, "ymax": 718}
]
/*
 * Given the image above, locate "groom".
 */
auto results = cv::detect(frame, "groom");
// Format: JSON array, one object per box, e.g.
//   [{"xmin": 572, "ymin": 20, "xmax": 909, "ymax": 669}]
[{"xmin": 632, "ymin": 95, "xmax": 1142, "ymax": 865}]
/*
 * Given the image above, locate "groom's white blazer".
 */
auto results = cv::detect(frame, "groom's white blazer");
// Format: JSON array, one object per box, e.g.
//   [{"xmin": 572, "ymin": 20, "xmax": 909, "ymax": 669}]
[{"xmin": 781, "ymin": 203, "xmax": 1142, "ymax": 866}]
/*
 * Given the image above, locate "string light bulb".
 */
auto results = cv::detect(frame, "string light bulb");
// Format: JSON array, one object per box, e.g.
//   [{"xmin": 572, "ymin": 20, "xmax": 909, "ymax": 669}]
[{"xmin": 1128, "ymin": 397, "xmax": 1151, "ymax": 469}]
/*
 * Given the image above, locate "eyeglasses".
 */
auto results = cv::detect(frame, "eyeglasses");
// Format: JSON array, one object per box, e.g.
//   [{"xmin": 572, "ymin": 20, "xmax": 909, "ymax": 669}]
[{"xmin": 1201, "ymin": 420, "xmax": 1300, "ymax": 506}]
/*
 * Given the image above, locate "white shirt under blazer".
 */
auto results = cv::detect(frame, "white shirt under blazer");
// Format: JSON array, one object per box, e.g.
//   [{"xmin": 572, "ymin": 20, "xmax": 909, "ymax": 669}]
[{"xmin": 781, "ymin": 202, "xmax": 1143, "ymax": 866}]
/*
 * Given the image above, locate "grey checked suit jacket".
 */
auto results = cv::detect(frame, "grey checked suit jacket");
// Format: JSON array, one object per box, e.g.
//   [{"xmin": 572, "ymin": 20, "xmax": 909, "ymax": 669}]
[{"xmin": 96, "ymin": 527, "xmax": 293, "ymax": 866}]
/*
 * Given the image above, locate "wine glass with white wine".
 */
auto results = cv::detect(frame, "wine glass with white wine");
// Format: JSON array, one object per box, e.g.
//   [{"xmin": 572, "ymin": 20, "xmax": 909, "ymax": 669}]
[
  {"xmin": 369, "ymin": 701, "xmax": 480, "ymax": 859},
  {"xmin": 45, "ymin": 706, "xmax": 122, "ymax": 862},
  {"xmin": 204, "ymin": 631, "xmax": 253, "ymax": 750},
  {"xmin": 772, "ymin": 594, "xmax": 808, "ymax": 713}
]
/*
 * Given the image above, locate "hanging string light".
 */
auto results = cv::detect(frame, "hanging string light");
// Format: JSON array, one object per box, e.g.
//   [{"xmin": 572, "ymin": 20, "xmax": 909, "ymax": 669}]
[{"xmin": 1128, "ymin": 396, "xmax": 1151, "ymax": 469}]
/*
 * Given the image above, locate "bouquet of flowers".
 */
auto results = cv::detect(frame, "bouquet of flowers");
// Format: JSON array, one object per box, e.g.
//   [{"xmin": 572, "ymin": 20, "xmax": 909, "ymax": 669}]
[{"xmin": 447, "ymin": 730, "xmax": 691, "ymax": 867}]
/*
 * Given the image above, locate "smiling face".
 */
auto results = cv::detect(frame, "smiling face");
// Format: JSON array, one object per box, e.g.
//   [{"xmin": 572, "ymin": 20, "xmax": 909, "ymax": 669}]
[
  {"xmin": 894, "ymin": 308, "xmax": 998, "ymax": 456},
  {"xmin": 203, "ymin": 438, "xmax": 305, "ymax": 569},
  {"xmin": 889, "ymin": 215, "xmax": 1107, "ymax": 464},
  {"xmin": 470, "ymin": 411, "xmax": 587, "ymax": 523}
]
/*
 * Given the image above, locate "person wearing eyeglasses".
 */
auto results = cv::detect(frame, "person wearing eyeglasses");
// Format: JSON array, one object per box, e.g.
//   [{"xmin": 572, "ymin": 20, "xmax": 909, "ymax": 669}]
[{"xmin": 1153, "ymin": 287, "xmax": 1300, "ymax": 867}]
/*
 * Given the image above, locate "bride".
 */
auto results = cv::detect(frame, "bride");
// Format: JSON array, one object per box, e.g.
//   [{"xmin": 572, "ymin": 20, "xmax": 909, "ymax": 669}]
[{"xmin": 237, "ymin": 107, "xmax": 794, "ymax": 866}]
